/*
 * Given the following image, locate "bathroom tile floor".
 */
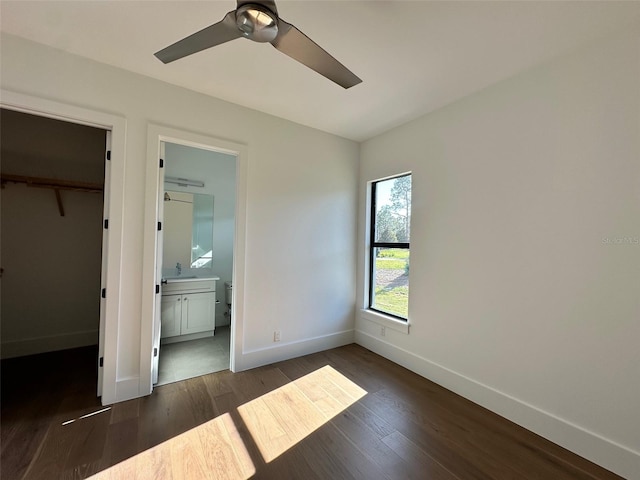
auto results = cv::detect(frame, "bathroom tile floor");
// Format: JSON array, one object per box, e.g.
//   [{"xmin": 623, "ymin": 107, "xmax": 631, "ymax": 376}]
[{"xmin": 157, "ymin": 326, "xmax": 230, "ymax": 386}]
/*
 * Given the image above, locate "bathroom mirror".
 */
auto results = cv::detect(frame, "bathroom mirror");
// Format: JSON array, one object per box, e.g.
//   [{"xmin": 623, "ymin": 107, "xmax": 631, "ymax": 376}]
[{"xmin": 163, "ymin": 190, "xmax": 214, "ymax": 269}]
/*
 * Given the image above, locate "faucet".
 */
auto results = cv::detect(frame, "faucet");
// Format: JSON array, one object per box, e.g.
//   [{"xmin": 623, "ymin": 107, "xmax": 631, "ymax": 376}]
[{"xmin": 176, "ymin": 262, "xmax": 182, "ymax": 276}]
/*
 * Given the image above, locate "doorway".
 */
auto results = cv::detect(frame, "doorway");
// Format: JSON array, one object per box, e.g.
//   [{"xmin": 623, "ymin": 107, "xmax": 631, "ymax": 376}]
[
  {"xmin": 155, "ymin": 142, "xmax": 237, "ymax": 385},
  {"xmin": 141, "ymin": 124, "xmax": 247, "ymax": 396},
  {"xmin": 0, "ymin": 108, "xmax": 107, "ymax": 386}
]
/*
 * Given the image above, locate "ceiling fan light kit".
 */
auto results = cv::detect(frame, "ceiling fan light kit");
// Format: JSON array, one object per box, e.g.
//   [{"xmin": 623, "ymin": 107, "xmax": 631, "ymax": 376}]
[
  {"xmin": 155, "ymin": 1, "xmax": 362, "ymax": 89},
  {"xmin": 236, "ymin": 4, "xmax": 278, "ymax": 42}
]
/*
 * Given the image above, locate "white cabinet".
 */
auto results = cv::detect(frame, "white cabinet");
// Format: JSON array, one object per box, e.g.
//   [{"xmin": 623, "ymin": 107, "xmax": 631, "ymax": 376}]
[
  {"xmin": 161, "ymin": 294, "xmax": 182, "ymax": 338},
  {"xmin": 181, "ymin": 291, "xmax": 216, "ymax": 334},
  {"xmin": 161, "ymin": 279, "xmax": 216, "ymax": 341}
]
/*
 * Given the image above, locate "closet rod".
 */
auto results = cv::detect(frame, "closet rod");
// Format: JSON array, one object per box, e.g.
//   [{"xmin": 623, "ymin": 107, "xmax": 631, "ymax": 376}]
[
  {"xmin": 1, "ymin": 174, "xmax": 103, "ymax": 193},
  {"xmin": 1, "ymin": 174, "xmax": 103, "ymax": 217}
]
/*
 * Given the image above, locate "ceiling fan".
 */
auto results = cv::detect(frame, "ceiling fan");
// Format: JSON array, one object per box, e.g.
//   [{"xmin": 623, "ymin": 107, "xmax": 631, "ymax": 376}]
[{"xmin": 154, "ymin": 0, "xmax": 362, "ymax": 89}]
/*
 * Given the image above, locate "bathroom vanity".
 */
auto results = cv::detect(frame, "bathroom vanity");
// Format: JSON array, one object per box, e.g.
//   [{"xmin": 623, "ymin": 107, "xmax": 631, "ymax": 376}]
[{"xmin": 160, "ymin": 277, "xmax": 219, "ymax": 343}]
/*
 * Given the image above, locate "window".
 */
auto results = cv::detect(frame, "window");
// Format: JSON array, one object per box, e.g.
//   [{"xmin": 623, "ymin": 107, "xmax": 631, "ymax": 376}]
[{"xmin": 369, "ymin": 174, "xmax": 411, "ymax": 320}]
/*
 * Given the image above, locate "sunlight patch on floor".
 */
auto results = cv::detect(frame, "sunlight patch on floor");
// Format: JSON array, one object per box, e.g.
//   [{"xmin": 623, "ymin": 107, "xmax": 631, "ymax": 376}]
[
  {"xmin": 90, "ymin": 412, "xmax": 254, "ymax": 480},
  {"xmin": 238, "ymin": 365, "xmax": 367, "ymax": 463},
  {"xmin": 89, "ymin": 365, "xmax": 366, "ymax": 479},
  {"xmin": 62, "ymin": 406, "xmax": 111, "ymax": 426}
]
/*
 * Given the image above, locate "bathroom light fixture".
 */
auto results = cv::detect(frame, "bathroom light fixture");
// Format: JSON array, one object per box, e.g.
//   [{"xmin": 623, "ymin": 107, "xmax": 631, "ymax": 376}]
[{"xmin": 165, "ymin": 176, "xmax": 205, "ymax": 188}]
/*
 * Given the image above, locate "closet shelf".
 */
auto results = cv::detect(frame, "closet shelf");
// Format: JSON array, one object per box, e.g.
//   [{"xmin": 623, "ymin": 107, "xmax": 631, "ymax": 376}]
[{"xmin": 1, "ymin": 173, "xmax": 103, "ymax": 217}]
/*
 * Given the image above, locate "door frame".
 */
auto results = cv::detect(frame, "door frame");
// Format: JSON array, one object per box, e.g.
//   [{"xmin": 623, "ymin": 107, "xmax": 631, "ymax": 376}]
[
  {"xmin": 140, "ymin": 124, "xmax": 248, "ymax": 395},
  {"xmin": 0, "ymin": 89, "xmax": 127, "ymax": 405},
  {"xmin": 150, "ymin": 141, "xmax": 165, "ymax": 385}
]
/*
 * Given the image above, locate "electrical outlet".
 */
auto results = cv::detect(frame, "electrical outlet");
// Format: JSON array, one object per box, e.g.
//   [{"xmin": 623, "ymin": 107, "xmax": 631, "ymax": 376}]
[
  {"xmin": 380, "ymin": 326, "xmax": 386, "ymax": 337},
  {"xmin": 274, "ymin": 330, "xmax": 281, "ymax": 342}
]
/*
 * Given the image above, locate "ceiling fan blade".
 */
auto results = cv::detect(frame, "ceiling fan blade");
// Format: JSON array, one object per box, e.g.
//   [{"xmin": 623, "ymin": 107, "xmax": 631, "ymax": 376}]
[
  {"xmin": 271, "ymin": 19, "xmax": 362, "ymax": 89},
  {"xmin": 155, "ymin": 10, "xmax": 242, "ymax": 64}
]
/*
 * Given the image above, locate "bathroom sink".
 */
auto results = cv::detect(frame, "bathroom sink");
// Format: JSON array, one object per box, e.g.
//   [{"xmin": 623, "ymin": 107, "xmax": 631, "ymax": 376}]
[
  {"xmin": 163, "ymin": 275, "xmax": 197, "ymax": 282},
  {"xmin": 163, "ymin": 275, "xmax": 220, "ymax": 284}
]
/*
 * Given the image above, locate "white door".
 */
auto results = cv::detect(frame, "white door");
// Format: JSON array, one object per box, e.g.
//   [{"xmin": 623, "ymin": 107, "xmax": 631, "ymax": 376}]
[
  {"xmin": 151, "ymin": 142, "xmax": 166, "ymax": 385},
  {"xmin": 97, "ymin": 130, "xmax": 111, "ymax": 397}
]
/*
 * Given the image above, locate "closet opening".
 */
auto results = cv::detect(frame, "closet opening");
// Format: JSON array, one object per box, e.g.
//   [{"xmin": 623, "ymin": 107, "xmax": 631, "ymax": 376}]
[{"xmin": 0, "ymin": 108, "xmax": 109, "ymax": 394}]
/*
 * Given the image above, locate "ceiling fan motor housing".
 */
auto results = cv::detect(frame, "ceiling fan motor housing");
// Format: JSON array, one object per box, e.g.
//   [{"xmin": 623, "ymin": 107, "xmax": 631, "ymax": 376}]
[{"xmin": 236, "ymin": 4, "xmax": 279, "ymax": 43}]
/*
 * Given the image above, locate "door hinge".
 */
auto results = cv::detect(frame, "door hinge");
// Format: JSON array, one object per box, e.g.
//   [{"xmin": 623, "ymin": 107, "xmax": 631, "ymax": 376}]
[
  {"xmin": 159, "ymin": 158, "xmax": 164, "ymax": 168},
  {"xmin": 157, "ymin": 221, "xmax": 162, "ymax": 231},
  {"xmin": 99, "ymin": 357, "xmax": 104, "ymax": 367},
  {"xmin": 104, "ymin": 219, "xmax": 109, "ymax": 229},
  {"xmin": 106, "ymin": 151, "xmax": 111, "ymax": 161},
  {"xmin": 156, "ymin": 284, "xmax": 160, "ymax": 294},
  {"xmin": 154, "ymin": 348, "xmax": 158, "ymax": 357},
  {"xmin": 101, "ymin": 288, "xmax": 106, "ymax": 298}
]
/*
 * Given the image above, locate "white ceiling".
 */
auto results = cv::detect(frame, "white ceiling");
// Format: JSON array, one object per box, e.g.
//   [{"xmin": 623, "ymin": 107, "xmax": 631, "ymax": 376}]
[{"xmin": 2, "ymin": 1, "xmax": 639, "ymax": 141}]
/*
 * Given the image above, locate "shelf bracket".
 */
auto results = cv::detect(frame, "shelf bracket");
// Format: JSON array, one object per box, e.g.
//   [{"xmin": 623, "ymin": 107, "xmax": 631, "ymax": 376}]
[{"xmin": 54, "ymin": 189, "xmax": 65, "ymax": 217}]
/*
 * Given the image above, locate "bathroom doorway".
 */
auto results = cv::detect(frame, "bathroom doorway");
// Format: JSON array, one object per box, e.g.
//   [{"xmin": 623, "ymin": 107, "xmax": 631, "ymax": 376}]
[{"xmin": 155, "ymin": 142, "xmax": 237, "ymax": 386}]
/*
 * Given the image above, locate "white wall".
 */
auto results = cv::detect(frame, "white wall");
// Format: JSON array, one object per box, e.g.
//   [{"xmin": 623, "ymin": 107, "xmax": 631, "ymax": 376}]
[
  {"xmin": 1, "ymin": 185, "xmax": 103, "ymax": 357},
  {"xmin": 164, "ymin": 143, "xmax": 236, "ymax": 326},
  {"xmin": 357, "ymin": 26, "xmax": 640, "ymax": 478},
  {"xmin": 1, "ymin": 33, "xmax": 358, "ymax": 398}
]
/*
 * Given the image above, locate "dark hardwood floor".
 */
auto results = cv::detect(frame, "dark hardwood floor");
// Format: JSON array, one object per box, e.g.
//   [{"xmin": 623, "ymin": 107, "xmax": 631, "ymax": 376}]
[{"xmin": 1, "ymin": 344, "xmax": 623, "ymax": 479}]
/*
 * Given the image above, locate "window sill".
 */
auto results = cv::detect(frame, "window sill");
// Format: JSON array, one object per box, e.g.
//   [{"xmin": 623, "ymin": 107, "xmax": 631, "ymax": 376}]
[{"xmin": 360, "ymin": 309, "xmax": 410, "ymax": 335}]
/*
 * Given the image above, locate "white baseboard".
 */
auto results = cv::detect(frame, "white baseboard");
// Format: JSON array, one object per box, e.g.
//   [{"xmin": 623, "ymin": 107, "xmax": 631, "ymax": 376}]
[
  {"xmin": 235, "ymin": 329, "xmax": 355, "ymax": 372},
  {"xmin": 355, "ymin": 331, "xmax": 640, "ymax": 480},
  {"xmin": 1, "ymin": 330, "xmax": 99, "ymax": 359}
]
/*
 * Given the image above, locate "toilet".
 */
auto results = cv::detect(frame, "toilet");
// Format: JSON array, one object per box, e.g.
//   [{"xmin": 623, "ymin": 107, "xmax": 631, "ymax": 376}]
[{"xmin": 224, "ymin": 282, "xmax": 232, "ymax": 317}]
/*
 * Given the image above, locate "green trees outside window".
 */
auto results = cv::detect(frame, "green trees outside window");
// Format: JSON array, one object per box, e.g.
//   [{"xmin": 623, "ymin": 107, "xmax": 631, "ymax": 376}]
[{"xmin": 369, "ymin": 174, "xmax": 411, "ymax": 320}]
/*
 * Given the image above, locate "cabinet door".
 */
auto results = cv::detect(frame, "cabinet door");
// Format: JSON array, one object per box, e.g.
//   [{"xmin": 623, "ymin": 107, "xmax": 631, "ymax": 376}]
[
  {"xmin": 181, "ymin": 292, "xmax": 215, "ymax": 335},
  {"xmin": 160, "ymin": 295, "xmax": 182, "ymax": 338}
]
